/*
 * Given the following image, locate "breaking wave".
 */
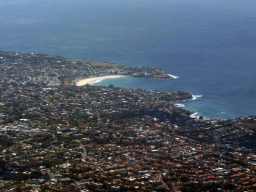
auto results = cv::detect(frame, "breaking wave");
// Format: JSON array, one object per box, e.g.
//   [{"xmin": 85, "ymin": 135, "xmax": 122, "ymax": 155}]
[
  {"xmin": 168, "ymin": 74, "xmax": 179, "ymax": 79},
  {"xmin": 91, "ymin": 78, "xmax": 105, "ymax": 85},
  {"xmin": 192, "ymin": 95, "xmax": 202, "ymax": 100},
  {"xmin": 174, "ymin": 103, "xmax": 185, "ymax": 108},
  {"xmin": 190, "ymin": 112, "xmax": 199, "ymax": 119}
]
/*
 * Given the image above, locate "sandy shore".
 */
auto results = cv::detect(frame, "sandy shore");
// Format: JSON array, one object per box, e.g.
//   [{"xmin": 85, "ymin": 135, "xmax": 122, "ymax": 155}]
[{"xmin": 76, "ymin": 75, "xmax": 127, "ymax": 86}]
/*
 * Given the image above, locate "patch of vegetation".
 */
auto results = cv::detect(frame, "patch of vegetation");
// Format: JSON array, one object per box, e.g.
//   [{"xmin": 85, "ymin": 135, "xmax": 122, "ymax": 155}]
[
  {"xmin": 65, "ymin": 58, "xmax": 84, "ymax": 63},
  {"xmin": 64, "ymin": 58, "xmax": 124, "ymax": 67},
  {"xmin": 9, "ymin": 144, "xmax": 20, "ymax": 149},
  {"xmin": 91, "ymin": 61, "xmax": 124, "ymax": 67},
  {"xmin": 43, "ymin": 55, "xmax": 57, "ymax": 58},
  {"xmin": 64, "ymin": 81, "xmax": 71, "ymax": 86},
  {"xmin": 0, "ymin": 136, "xmax": 15, "ymax": 148},
  {"xmin": 170, "ymin": 91, "xmax": 190, "ymax": 95},
  {"xmin": 81, "ymin": 130, "xmax": 88, "ymax": 134}
]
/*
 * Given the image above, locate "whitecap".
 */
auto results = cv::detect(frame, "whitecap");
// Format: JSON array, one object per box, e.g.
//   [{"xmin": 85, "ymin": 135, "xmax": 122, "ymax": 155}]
[
  {"xmin": 91, "ymin": 78, "xmax": 105, "ymax": 85},
  {"xmin": 192, "ymin": 95, "xmax": 202, "ymax": 100},
  {"xmin": 168, "ymin": 74, "xmax": 179, "ymax": 79},
  {"xmin": 174, "ymin": 103, "xmax": 185, "ymax": 108},
  {"xmin": 190, "ymin": 112, "xmax": 199, "ymax": 119}
]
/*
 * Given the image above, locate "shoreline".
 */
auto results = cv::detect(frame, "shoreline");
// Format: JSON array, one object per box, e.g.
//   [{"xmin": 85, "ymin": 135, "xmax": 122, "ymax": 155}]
[{"xmin": 76, "ymin": 75, "xmax": 127, "ymax": 86}]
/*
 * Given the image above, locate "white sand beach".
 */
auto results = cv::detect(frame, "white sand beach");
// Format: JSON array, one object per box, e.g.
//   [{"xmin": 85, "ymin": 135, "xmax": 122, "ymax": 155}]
[{"xmin": 76, "ymin": 75, "xmax": 126, "ymax": 86}]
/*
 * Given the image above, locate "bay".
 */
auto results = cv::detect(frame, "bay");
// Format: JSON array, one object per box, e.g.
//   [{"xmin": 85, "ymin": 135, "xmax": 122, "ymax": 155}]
[{"xmin": 1, "ymin": 0, "xmax": 256, "ymax": 119}]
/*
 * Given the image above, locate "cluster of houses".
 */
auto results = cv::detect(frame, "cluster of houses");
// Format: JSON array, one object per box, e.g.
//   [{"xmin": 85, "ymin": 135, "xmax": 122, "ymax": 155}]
[
  {"xmin": 0, "ymin": 51, "xmax": 171, "ymax": 88},
  {"xmin": 0, "ymin": 51, "xmax": 256, "ymax": 191}
]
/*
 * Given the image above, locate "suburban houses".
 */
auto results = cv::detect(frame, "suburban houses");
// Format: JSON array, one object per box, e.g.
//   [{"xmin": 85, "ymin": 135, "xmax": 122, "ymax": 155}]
[{"xmin": 0, "ymin": 51, "xmax": 256, "ymax": 191}]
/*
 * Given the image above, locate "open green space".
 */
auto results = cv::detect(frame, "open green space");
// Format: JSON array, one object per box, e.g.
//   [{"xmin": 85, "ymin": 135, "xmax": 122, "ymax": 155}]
[
  {"xmin": 64, "ymin": 81, "xmax": 71, "ymax": 86},
  {"xmin": 64, "ymin": 58, "xmax": 124, "ymax": 67}
]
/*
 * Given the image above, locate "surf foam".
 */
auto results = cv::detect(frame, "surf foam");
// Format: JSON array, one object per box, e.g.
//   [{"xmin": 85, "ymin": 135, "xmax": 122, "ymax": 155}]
[
  {"xmin": 174, "ymin": 103, "xmax": 185, "ymax": 108},
  {"xmin": 168, "ymin": 74, "xmax": 179, "ymax": 79},
  {"xmin": 190, "ymin": 112, "xmax": 199, "ymax": 119},
  {"xmin": 192, "ymin": 95, "xmax": 202, "ymax": 100},
  {"xmin": 91, "ymin": 78, "xmax": 105, "ymax": 85}
]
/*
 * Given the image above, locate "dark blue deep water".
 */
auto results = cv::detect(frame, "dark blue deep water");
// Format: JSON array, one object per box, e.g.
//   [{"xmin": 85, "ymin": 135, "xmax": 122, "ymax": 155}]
[{"xmin": 1, "ymin": 0, "xmax": 256, "ymax": 119}]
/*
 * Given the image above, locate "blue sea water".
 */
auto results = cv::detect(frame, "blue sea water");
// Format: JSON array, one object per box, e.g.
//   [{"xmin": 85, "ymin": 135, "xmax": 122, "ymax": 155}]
[{"xmin": 1, "ymin": 0, "xmax": 256, "ymax": 119}]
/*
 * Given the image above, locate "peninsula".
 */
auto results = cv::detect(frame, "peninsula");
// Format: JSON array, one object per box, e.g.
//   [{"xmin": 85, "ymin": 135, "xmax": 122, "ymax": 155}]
[{"xmin": 0, "ymin": 51, "xmax": 172, "ymax": 87}]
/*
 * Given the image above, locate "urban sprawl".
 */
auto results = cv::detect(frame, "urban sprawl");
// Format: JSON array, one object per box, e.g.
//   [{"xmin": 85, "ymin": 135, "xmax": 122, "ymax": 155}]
[{"xmin": 0, "ymin": 51, "xmax": 256, "ymax": 192}]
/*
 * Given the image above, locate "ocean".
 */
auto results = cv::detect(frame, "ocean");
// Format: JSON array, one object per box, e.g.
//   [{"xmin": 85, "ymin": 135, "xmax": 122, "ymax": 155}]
[{"xmin": 1, "ymin": 0, "xmax": 256, "ymax": 119}]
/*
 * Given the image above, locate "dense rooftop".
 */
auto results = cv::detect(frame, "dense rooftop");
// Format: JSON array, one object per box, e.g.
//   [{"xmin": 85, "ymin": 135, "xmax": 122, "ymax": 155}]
[{"xmin": 0, "ymin": 51, "xmax": 255, "ymax": 191}]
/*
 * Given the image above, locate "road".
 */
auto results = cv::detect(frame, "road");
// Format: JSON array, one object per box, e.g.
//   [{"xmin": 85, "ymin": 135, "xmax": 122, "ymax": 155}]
[
  {"xmin": 47, "ymin": 168, "xmax": 54, "ymax": 179},
  {"xmin": 157, "ymin": 174, "xmax": 170, "ymax": 191},
  {"xmin": 77, "ymin": 140, "xmax": 87, "ymax": 159}
]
